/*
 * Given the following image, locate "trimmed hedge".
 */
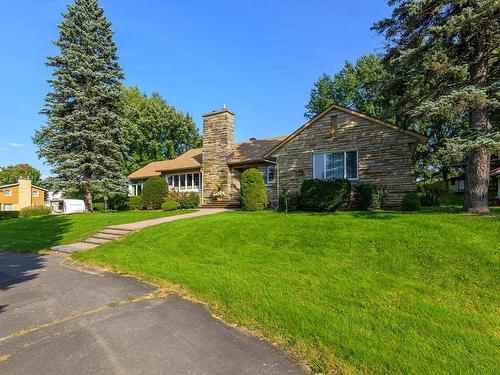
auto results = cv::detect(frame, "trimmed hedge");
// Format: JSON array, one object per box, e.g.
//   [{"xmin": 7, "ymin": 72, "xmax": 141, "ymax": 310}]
[
  {"xmin": 142, "ymin": 177, "xmax": 168, "ymax": 209},
  {"xmin": 402, "ymin": 192, "xmax": 421, "ymax": 211},
  {"xmin": 162, "ymin": 200, "xmax": 179, "ymax": 211},
  {"xmin": 127, "ymin": 196, "xmax": 144, "ymax": 210},
  {"xmin": 0, "ymin": 211, "xmax": 20, "ymax": 221},
  {"xmin": 300, "ymin": 179, "xmax": 351, "ymax": 212},
  {"xmin": 241, "ymin": 168, "xmax": 268, "ymax": 211},
  {"xmin": 19, "ymin": 205, "xmax": 52, "ymax": 219},
  {"xmin": 355, "ymin": 183, "xmax": 388, "ymax": 210}
]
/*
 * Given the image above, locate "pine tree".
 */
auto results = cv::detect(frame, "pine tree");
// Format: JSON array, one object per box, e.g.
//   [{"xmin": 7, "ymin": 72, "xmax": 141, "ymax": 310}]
[
  {"xmin": 373, "ymin": 0, "xmax": 500, "ymax": 214},
  {"xmin": 304, "ymin": 73, "xmax": 336, "ymax": 119},
  {"xmin": 34, "ymin": 0, "xmax": 126, "ymax": 211}
]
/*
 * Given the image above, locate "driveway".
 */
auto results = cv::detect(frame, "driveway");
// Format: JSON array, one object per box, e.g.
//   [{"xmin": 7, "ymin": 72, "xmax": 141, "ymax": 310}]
[{"xmin": 0, "ymin": 252, "xmax": 305, "ymax": 374}]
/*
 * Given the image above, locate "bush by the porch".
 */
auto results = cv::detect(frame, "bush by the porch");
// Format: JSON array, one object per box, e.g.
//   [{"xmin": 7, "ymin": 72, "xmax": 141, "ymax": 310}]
[
  {"xmin": 241, "ymin": 168, "xmax": 268, "ymax": 211},
  {"xmin": 299, "ymin": 179, "xmax": 351, "ymax": 211},
  {"xmin": 127, "ymin": 195, "xmax": 144, "ymax": 210},
  {"xmin": 178, "ymin": 192, "xmax": 200, "ymax": 209},
  {"xmin": 161, "ymin": 200, "xmax": 179, "ymax": 211},
  {"xmin": 142, "ymin": 176, "xmax": 168, "ymax": 209}
]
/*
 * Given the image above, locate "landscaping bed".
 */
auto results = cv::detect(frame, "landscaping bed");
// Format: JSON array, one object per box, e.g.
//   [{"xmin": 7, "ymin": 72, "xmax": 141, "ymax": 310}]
[{"xmin": 73, "ymin": 210, "xmax": 500, "ymax": 374}]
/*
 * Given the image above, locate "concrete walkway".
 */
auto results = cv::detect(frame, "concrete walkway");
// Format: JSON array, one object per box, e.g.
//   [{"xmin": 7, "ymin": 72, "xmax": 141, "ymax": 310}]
[{"xmin": 51, "ymin": 209, "xmax": 228, "ymax": 254}]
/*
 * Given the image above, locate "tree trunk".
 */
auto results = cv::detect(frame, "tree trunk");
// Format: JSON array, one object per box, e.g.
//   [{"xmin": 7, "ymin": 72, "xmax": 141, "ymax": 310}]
[
  {"xmin": 83, "ymin": 181, "xmax": 94, "ymax": 212},
  {"xmin": 465, "ymin": 32, "xmax": 491, "ymax": 214},
  {"xmin": 464, "ymin": 147, "xmax": 490, "ymax": 214}
]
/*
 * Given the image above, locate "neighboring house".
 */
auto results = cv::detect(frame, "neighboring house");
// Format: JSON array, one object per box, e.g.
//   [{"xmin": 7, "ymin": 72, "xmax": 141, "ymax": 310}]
[
  {"xmin": 0, "ymin": 178, "xmax": 48, "ymax": 211},
  {"xmin": 448, "ymin": 177, "xmax": 465, "ymax": 193},
  {"xmin": 128, "ymin": 104, "xmax": 426, "ymax": 207},
  {"xmin": 489, "ymin": 167, "xmax": 500, "ymax": 197},
  {"xmin": 448, "ymin": 168, "xmax": 499, "ymax": 197}
]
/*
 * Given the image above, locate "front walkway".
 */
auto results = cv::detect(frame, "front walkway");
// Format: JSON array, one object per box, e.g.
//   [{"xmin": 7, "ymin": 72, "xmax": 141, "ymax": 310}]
[{"xmin": 51, "ymin": 209, "xmax": 228, "ymax": 254}]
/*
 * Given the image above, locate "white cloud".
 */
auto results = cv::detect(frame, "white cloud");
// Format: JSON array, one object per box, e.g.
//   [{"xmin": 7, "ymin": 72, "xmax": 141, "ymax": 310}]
[{"xmin": 7, "ymin": 142, "xmax": 24, "ymax": 148}]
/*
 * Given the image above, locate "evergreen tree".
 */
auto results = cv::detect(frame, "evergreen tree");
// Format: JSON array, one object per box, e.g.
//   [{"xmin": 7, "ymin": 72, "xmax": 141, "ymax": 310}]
[
  {"xmin": 373, "ymin": 0, "xmax": 500, "ymax": 214},
  {"xmin": 34, "ymin": 0, "xmax": 126, "ymax": 211},
  {"xmin": 121, "ymin": 86, "xmax": 202, "ymax": 174},
  {"xmin": 304, "ymin": 73, "xmax": 336, "ymax": 119}
]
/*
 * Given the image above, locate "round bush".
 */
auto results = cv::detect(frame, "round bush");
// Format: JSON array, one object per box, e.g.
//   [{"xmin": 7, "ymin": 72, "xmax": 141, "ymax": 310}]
[
  {"xmin": 127, "ymin": 195, "xmax": 144, "ymax": 210},
  {"xmin": 355, "ymin": 183, "xmax": 388, "ymax": 210},
  {"xmin": 161, "ymin": 200, "xmax": 179, "ymax": 211},
  {"xmin": 178, "ymin": 192, "xmax": 200, "ymax": 209},
  {"xmin": 300, "ymin": 179, "xmax": 351, "ymax": 211},
  {"xmin": 142, "ymin": 177, "xmax": 168, "ymax": 209},
  {"xmin": 402, "ymin": 192, "xmax": 421, "ymax": 211},
  {"xmin": 241, "ymin": 168, "xmax": 268, "ymax": 211}
]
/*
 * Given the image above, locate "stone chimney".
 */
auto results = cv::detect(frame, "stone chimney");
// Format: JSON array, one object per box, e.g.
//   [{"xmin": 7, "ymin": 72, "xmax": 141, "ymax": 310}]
[
  {"xmin": 201, "ymin": 108, "xmax": 235, "ymax": 203},
  {"xmin": 18, "ymin": 178, "xmax": 32, "ymax": 209}
]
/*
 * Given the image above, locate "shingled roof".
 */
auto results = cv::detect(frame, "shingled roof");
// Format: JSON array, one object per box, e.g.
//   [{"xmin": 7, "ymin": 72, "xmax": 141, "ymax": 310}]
[{"xmin": 128, "ymin": 136, "xmax": 287, "ymax": 179}]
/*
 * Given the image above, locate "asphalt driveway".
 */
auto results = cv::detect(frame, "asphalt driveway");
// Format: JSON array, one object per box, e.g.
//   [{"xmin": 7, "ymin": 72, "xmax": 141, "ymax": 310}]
[{"xmin": 0, "ymin": 251, "xmax": 305, "ymax": 374}]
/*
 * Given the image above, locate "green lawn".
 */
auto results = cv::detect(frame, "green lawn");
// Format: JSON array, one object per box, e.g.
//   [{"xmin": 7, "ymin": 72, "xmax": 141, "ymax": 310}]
[
  {"xmin": 73, "ymin": 210, "xmax": 500, "ymax": 374},
  {"xmin": 0, "ymin": 210, "xmax": 194, "ymax": 253}
]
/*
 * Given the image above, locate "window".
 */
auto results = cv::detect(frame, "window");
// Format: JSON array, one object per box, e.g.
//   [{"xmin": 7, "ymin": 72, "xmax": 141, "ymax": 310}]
[
  {"xmin": 32, "ymin": 191, "xmax": 39, "ymax": 198},
  {"xmin": 129, "ymin": 179, "xmax": 144, "ymax": 196},
  {"xmin": 266, "ymin": 166, "xmax": 276, "ymax": 185},
  {"xmin": 3, "ymin": 204, "xmax": 13, "ymax": 211},
  {"xmin": 4, "ymin": 189, "xmax": 12, "ymax": 197},
  {"xmin": 313, "ymin": 151, "xmax": 358, "ymax": 180},
  {"xmin": 167, "ymin": 172, "xmax": 201, "ymax": 192}
]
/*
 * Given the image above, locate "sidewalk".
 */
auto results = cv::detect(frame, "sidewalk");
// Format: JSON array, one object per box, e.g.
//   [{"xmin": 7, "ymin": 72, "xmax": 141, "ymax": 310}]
[{"xmin": 51, "ymin": 209, "xmax": 228, "ymax": 254}]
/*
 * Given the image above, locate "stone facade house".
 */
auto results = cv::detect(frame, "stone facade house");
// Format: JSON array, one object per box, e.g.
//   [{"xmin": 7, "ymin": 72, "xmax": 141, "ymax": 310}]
[{"xmin": 128, "ymin": 104, "xmax": 426, "ymax": 207}]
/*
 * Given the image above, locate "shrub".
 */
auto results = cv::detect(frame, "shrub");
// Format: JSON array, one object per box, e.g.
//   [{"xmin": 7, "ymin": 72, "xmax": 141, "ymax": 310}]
[
  {"xmin": 0, "ymin": 211, "xmax": 20, "ymax": 220},
  {"xmin": 142, "ymin": 176, "xmax": 168, "ymax": 209},
  {"xmin": 402, "ymin": 192, "xmax": 421, "ymax": 211},
  {"xmin": 127, "ymin": 195, "xmax": 144, "ymax": 210},
  {"xmin": 161, "ymin": 200, "xmax": 179, "ymax": 211},
  {"xmin": 355, "ymin": 183, "xmax": 388, "ymax": 210},
  {"xmin": 93, "ymin": 202, "xmax": 106, "ymax": 212},
  {"xmin": 278, "ymin": 189, "xmax": 300, "ymax": 212},
  {"xmin": 299, "ymin": 179, "xmax": 351, "ymax": 212},
  {"xmin": 19, "ymin": 205, "xmax": 51, "ymax": 219},
  {"xmin": 178, "ymin": 192, "xmax": 200, "ymax": 209},
  {"xmin": 418, "ymin": 181, "xmax": 448, "ymax": 206},
  {"xmin": 241, "ymin": 168, "xmax": 268, "ymax": 211},
  {"xmin": 108, "ymin": 194, "xmax": 129, "ymax": 210}
]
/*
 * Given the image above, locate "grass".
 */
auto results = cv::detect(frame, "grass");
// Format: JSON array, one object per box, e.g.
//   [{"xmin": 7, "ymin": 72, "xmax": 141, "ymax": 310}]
[
  {"xmin": 73, "ymin": 210, "xmax": 500, "ymax": 374},
  {"xmin": 0, "ymin": 210, "xmax": 195, "ymax": 253}
]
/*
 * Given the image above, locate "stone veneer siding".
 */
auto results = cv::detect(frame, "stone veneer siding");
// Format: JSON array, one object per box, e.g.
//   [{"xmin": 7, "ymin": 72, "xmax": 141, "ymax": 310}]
[
  {"xmin": 270, "ymin": 109, "xmax": 419, "ymax": 207},
  {"xmin": 201, "ymin": 109, "xmax": 235, "ymax": 203},
  {"xmin": 229, "ymin": 164, "xmax": 277, "ymax": 206}
]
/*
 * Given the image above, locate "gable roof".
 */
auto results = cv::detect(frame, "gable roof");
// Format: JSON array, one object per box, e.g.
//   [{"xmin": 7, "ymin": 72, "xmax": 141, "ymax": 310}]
[
  {"xmin": 264, "ymin": 103, "xmax": 427, "ymax": 158},
  {"xmin": 128, "ymin": 148, "xmax": 203, "ymax": 179},
  {"xmin": 0, "ymin": 182, "xmax": 48, "ymax": 191}
]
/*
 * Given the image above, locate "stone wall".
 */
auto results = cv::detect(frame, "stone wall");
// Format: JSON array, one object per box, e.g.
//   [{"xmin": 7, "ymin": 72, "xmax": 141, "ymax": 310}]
[
  {"xmin": 229, "ymin": 164, "xmax": 277, "ymax": 206},
  {"xmin": 270, "ymin": 109, "xmax": 419, "ymax": 206},
  {"xmin": 201, "ymin": 109, "xmax": 235, "ymax": 203}
]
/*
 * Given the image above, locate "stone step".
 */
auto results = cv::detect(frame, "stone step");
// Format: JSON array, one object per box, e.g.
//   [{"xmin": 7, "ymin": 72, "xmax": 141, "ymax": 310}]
[
  {"xmin": 51, "ymin": 242, "xmax": 97, "ymax": 253},
  {"xmin": 101, "ymin": 228, "xmax": 132, "ymax": 235},
  {"xmin": 92, "ymin": 232, "xmax": 123, "ymax": 240},
  {"xmin": 82, "ymin": 237, "xmax": 113, "ymax": 245}
]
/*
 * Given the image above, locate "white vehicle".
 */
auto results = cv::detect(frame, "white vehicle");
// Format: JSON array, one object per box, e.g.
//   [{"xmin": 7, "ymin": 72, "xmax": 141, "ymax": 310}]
[{"xmin": 50, "ymin": 199, "xmax": 86, "ymax": 214}]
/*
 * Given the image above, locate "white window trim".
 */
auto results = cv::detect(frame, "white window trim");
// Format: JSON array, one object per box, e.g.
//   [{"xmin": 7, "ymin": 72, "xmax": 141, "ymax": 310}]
[
  {"xmin": 3, "ymin": 204, "xmax": 13, "ymax": 211},
  {"xmin": 3, "ymin": 189, "xmax": 12, "ymax": 197},
  {"xmin": 312, "ymin": 150, "xmax": 359, "ymax": 181},
  {"xmin": 32, "ymin": 191, "xmax": 39, "ymax": 197},
  {"xmin": 265, "ymin": 166, "xmax": 276, "ymax": 186},
  {"xmin": 129, "ymin": 179, "xmax": 144, "ymax": 196},
  {"xmin": 167, "ymin": 172, "xmax": 201, "ymax": 192}
]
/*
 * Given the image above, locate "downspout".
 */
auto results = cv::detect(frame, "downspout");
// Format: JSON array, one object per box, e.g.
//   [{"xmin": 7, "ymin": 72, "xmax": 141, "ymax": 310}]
[{"xmin": 263, "ymin": 159, "xmax": 279, "ymax": 211}]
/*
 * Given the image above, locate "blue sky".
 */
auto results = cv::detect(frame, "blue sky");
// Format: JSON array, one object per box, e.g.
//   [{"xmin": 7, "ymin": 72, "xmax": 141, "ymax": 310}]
[{"xmin": 0, "ymin": 0, "xmax": 390, "ymax": 177}]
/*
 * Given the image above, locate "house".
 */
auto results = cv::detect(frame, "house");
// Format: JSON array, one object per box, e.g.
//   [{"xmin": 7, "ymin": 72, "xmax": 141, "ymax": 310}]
[
  {"xmin": 128, "ymin": 103, "xmax": 427, "ymax": 207},
  {"xmin": 0, "ymin": 178, "xmax": 48, "ymax": 211},
  {"xmin": 448, "ymin": 168, "xmax": 500, "ymax": 197}
]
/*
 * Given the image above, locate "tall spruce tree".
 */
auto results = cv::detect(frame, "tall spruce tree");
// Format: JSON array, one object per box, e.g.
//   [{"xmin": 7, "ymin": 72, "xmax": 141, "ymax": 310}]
[
  {"xmin": 34, "ymin": 0, "xmax": 126, "ymax": 211},
  {"xmin": 373, "ymin": 0, "xmax": 500, "ymax": 214}
]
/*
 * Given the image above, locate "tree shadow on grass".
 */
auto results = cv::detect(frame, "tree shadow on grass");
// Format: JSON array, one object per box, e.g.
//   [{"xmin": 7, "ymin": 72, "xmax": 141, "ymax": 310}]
[{"xmin": 0, "ymin": 215, "xmax": 73, "ymax": 253}]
